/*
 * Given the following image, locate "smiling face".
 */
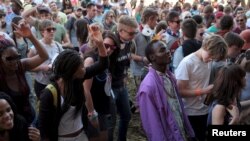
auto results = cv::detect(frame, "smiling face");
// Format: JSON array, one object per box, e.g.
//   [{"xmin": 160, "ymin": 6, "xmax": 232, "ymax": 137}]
[{"xmin": 0, "ymin": 99, "xmax": 14, "ymax": 130}]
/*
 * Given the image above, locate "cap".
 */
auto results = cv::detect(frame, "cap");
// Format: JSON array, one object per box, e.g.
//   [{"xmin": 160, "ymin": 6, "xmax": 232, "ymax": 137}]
[
  {"xmin": 12, "ymin": 0, "xmax": 23, "ymax": 9},
  {"xmin": 240, "ymin": 29, "xmax": 250, "ymax": 50},
  {"xmin": 96, "ymin": 3, "xmax": 103, "ymax": 9},
  {"xmin": 215, "ymin": 11, "xmax": 224, "ymax": 19}
]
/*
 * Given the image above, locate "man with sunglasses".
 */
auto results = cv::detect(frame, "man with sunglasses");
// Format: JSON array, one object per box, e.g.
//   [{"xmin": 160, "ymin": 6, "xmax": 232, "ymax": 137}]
[
  {"xmin": 164, "ymin": 11, "xmax": 181, "ymax": 72},
  {"xmin": 109, "ymin": 15, "xmax": 138, "ymax": 141}
]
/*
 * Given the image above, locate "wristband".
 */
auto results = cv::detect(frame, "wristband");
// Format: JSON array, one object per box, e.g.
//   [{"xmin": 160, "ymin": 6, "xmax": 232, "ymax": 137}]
[
  {"xmin": 195, "ymin": 89, "xmax": 202, "ymax": 96},
  {"xmin": 88, "ymin": 110, "xmax": 98, "ymax": 120}
]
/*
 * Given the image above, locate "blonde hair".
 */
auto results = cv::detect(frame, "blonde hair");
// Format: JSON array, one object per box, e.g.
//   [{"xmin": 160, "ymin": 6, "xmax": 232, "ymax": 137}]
[
  {"xmin": 117, "ymin": 15, "xmax": 138, "ymax": 31},
  {"xmin": 202, "ymin": 35, "xmax": 228, "ymax": 61}
]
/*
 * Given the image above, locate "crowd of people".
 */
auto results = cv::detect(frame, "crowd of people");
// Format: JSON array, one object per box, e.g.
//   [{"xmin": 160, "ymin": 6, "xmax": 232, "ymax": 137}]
[{"xmin": 0, "ymin": 0, "xmax": 250, "ymax": 141}]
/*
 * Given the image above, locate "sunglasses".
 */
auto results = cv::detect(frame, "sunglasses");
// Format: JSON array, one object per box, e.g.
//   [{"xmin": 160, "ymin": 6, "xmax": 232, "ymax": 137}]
[
  {"xmin": 236, "ymin": 19, "xmax": 244, "ymax": 22},
  {"xmin": 171, "ymin": 20, "xmax": 181, "ymax": 24},
  {"xmin": 46, "ymin": 27, "xmax": 56, "ymax": 32},
  {"xmin": 122, "ymin": 29, "xmax": 138, "ymax": 36},
  {"xmin": 104, "ymin": 43, "xmax": 117, "ymax": 50},
  {"xmin": 109, "ymin": 15, "xmax": 114, "ymax": 18},
  {"xmin": 184, "ymin": 16, "xmax": 192, "ymax": 19},
  {"xmin": 4, "ymin": 54, "xmax": 21, "ymax": 62}
]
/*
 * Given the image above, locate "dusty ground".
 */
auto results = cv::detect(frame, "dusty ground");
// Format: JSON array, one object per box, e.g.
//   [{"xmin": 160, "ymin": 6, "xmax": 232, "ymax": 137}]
[{"xmin": 118, "ymin": 73, "xmax": 147, "ymax": 141}]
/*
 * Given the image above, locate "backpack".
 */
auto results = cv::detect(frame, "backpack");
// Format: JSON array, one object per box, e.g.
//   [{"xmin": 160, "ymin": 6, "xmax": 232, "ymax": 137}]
[{"xmin": 36, "ymin": 84, "xmax": 58, "ymax": 113}]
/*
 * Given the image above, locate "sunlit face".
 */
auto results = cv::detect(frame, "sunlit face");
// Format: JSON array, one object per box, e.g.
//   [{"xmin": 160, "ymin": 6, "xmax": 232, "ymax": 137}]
[
  {"xmin": 87, "ymin": 6, "xmax": 97, "ymax": 19},
  {"xmin": 0, "ymin": 99, "xmax": 14, "ymax": 130},
  {"xmin": 73, "ymin": 62, "xmax": 85, "ymax": 79},
  {"xmin": 103, "ymin": 37, "xmax": 116, "ymax": 56},
  {"xmin": 201, "ymin": 49, "xmax": 215, "ymax": 63},
  {"xmin": 236, "ymin": 15, "xmax": 246, "ymax": 27},
  {"xmin": 41, "ymin": 25, "xmax": 56, "ymax": 40},
  {"xmin": 39, "ymin": 13, "xmax": 52, "ymax": 20},
  {"xmin": 168, "ymin": 17, "xmax": 181, "ymax": 31},
  {"xmin": 49, "ymin": 2, "xmax": 57, "ymax": 12},
  {"xmin": 152, "ymin": 42, "xmax": 171, "ymax": 65},
  {"xmin": 1, "ymin": 47, "xmax": 20, "ymax": 72},
  {"xmin": 148, "ymin": 15, "xmax": 158, "ymax": 29},
  {"xmin": 119, "ymin": 26, "xmax": 138, "ymax": 42}
]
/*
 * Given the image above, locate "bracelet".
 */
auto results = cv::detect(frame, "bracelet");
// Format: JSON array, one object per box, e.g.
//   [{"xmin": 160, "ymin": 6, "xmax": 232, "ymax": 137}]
[
  {"xmin": 88, "ymin": 110, "xmax": 98, "ymax": 120},
  {"xmin": 195, "ymin": 89, "xmax": 202, "ymax": 96}
]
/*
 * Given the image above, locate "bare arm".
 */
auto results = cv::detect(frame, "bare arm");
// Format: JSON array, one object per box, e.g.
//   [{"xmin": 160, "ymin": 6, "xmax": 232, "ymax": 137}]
[
  {"xmin": 61, "ymin": 32, "xmax": 72, "ymax": 48},
  {"xmin": 177, "ymin": 80, "xmax": 214, "ymax": 97},
  {"xmin": 83, "ymin": 57, "xmax": 95, "ymax": 113},
  {"xmin": 13, "ymin": 20, "xmax": 48, "ymax": 71},
  {"xmin": 212, "ymin": 105, "xmax": 226, "ymax": 125}
]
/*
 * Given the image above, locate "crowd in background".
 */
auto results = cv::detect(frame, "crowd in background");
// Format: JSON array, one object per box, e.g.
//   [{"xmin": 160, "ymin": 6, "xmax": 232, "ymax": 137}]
[{"xmin": 0, "ymin": 0, "xmax": 250, "ymax": 141}]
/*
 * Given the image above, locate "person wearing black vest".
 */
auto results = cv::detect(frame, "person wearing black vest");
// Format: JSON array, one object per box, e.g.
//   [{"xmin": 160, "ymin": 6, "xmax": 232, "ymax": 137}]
[{"xmin": 108, "ymin": 15, "xmax": 138, "ymax": 141}]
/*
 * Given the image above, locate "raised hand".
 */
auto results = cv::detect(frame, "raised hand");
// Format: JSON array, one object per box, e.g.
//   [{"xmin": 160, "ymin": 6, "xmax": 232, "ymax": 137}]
[
  {"xmin": 88, "ymin": 24, "xmax": 104, "ymax": 47},
  {"xmin": 12, "ymin": 20, "xmax": 33, "ymax": 38}
]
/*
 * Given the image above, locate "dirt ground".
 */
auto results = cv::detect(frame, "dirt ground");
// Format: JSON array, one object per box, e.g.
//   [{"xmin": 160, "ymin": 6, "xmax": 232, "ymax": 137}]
[{"xmin": 124, "ymin": 74, "xmax": 147, "ymax": 141}]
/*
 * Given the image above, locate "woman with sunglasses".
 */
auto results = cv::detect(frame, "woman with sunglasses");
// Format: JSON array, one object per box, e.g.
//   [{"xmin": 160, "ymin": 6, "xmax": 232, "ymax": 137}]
[
  {"xmin": 28, "ymin": 19, "xmax": 64, "ymax": 100},
  {"xmin": 102, "ymin": 10, "xmax": 117, "ymax": 31},
  {"xmin": 83, "ymin": 31, "xmax": 119, "ymax": 141},
  {"xmin": 0, "ymin": 20, "xmax": 48, "ymax": 124}
]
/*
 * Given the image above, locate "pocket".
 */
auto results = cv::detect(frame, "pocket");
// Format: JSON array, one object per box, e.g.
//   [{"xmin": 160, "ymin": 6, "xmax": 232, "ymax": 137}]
[{"xmin": 104, "ymin": 74, "xmax": 112, "ymax": 96}]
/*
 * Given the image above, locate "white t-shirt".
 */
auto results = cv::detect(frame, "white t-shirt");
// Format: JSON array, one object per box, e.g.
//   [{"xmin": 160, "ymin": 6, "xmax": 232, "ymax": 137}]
[
  {"xmin": 58, "ymin": 96, "xmax": 83, "ymax": 136},
  {"xmin": 175, "ymin": 53, "xmax": 211, "ymax": 116},
  {"xmin": 31, "ymin": 40, "xmax": 63, "ymax": 85}
]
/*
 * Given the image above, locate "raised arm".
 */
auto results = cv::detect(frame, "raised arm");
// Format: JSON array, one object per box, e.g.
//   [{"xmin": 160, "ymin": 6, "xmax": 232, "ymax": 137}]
[
  {"xmin": 13, "ymin": 20, "xmax": 49, "ymax": 71},
  {"xmin": 83, "ymin": 25, "xmax": 108, "ymax": 79}
]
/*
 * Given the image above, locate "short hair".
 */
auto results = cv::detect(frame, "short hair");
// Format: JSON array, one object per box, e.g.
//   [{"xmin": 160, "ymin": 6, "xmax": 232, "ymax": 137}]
[
  {"xmin": 145, "ymin": 40, "xmax": 159, "ymax": 63},
  {"xmin": 155, "ymin": 21, "xmax": 168, "ymax": 34},
  {"xmin": 181, "ymin": 19, "xmax": 197, "ymax": 39},
  {"xmin": 117, "ymin": 15, "xmax": 138, "ymax": 30},
  {"xmin": 183, "ymin": 2, "xmax": 191, "ymax": 10},
  {"xmin": 223, "ymin": 6, "xmax": 232, "ymax": 14},
  {"xmin": 220, "ymin": 15, "xmax": 234, "ymax": 30},
  {"xmin": 39, "ymin": 19, "xmax": 54, "ymax": 31},
  {"xmin": 202, "ymin": 35, "xmax": 228, "ymax": 61},
  {"xmin": 141, "ymin": 8, "xmax": 158, "ymax": 24},
  {"xmin": 224, "ymin": 32, "xmax": 244, "ymax": 48},
  {"xmin": 166, "ymin": 11, "xmax": 179, "ymax": 22},
  {"xmin": 86, "ymin": 2, "xmax": 95, "ymax": 9},
  {"xmin": 217, "ymin": 4, "xmax": 224, "ymax": 12},
  {"xmin": 192, "ymin": 15, "xmax": 203, "ymax": 25},
  {"xmin": 203, "ymin": 5, "xmax": 214, "ymax": 13}
]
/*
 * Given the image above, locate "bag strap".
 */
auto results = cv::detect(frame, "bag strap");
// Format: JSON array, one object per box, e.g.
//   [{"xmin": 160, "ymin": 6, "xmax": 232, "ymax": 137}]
[{"xmin": 46, "ymin": 84, "xmax": 58, "ymax": 107}]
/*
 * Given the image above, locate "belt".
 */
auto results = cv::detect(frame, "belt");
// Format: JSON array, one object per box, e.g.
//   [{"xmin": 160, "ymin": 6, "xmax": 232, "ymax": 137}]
[{"xmin": 58, "ymin": 128, "xmax": 84, "ymax": 138}]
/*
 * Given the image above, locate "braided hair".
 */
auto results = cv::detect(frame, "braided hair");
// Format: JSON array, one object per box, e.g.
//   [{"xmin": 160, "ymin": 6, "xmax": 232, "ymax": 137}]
[{"xmin": 52, "ymin": 49, "xmax": 85, "ymax": 118}]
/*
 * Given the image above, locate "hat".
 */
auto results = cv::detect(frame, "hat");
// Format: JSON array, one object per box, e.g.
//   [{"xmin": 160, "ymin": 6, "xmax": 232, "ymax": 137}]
[
  {"xmin": 37, "ymin": 6, "xmax": 51, "ymax": 14},
  {"xmin": 215, "ymin": 11, "xmax": 224, "ymax": 19},
  {"xmin": 12, "ymin": 0, "xmax": 23, "ymax": 9},
  {"xmin": 240, "ymin": 29, "xmax": 250, "ymax": 50},
  {"xmin": 246, "ymin": 10, "xmax": 250, "ymax": 19},
  {"xmin": 96, "ymin": 3, "xmax": 103, "ymax": 9}
]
